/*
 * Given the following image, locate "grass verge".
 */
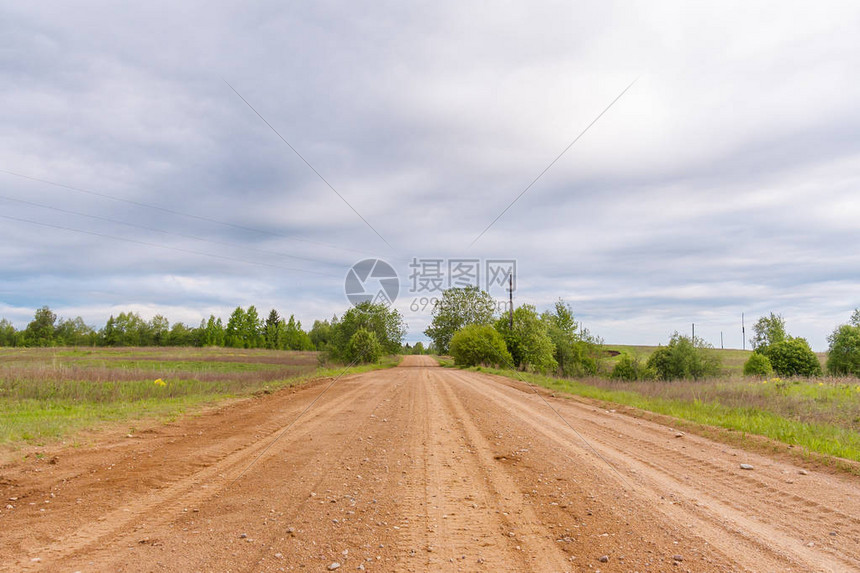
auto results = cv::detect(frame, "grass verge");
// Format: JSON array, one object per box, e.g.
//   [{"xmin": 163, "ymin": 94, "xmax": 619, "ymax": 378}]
[{"xmin": 0, "ymin": 350, "xmax": 399, "ymax": 446}]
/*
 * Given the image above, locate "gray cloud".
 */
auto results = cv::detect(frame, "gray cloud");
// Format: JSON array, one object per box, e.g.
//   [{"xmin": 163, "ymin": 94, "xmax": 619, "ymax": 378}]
[{"xmin": 1, "ymin": 1, "xmax": 858, "ymax": 350}]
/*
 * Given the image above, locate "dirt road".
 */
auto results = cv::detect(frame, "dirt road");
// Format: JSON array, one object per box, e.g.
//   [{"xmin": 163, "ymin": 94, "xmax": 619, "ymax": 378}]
[{"xmin": 2, "ymin": 355, "xmax": 859, "ymax": 572}]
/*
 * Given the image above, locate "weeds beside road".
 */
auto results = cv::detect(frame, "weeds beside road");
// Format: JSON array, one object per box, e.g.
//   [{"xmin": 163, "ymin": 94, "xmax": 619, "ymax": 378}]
[{"xmin": 0, "ymin": 347, "xmax": 397, "ymax": 445}]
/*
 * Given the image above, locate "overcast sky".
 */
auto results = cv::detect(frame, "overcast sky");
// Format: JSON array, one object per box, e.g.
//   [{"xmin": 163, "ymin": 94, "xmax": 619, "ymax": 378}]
[{"xmin": 2, "ymin": 1, "xmax": 858, "ymax": 349}]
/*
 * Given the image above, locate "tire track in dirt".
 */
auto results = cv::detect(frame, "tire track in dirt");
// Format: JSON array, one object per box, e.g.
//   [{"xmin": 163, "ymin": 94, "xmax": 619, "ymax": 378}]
[
  {"xmin": 4, "ymin": 372, "xmax": 401, "ymax": 571},
  {"xmin": 451, "ymin": 369, "xmax": 860, "ymax": 572}
]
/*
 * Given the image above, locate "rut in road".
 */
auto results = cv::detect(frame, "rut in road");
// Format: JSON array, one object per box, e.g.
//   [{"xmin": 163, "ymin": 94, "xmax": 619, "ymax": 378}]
[{"xmin": 1, "ymin": 355, "xmax": 858, "ymax": 572}]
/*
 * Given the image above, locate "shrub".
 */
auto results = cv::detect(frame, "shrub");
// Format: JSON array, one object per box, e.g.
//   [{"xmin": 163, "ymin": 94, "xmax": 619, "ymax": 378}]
[
  {"xmin": 611, "ymin": 353, "xmax": 643, "ymax": 381},
  {"xmin": 346, "ymin": 328, "xmax": 382, "ymax": 363},
  {"xmin": 449, "ymin": 324, "xmax": 512, "ymax": 368},
  {"xmin": 767, "ymin": 337, "xmax": 822, "ymax": 377},
  {"xmin": 646, "ymin": 333, "xmax": 722, "ymax": 380},
  {"xmin": 743, "ymin": 352, "xmax": 773, "ymax": 377}
]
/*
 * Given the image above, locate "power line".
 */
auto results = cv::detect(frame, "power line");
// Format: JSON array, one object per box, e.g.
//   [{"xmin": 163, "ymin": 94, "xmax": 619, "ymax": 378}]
[
  {"xmin": 0, "ymin": 168, "xmax": 371, "ymax": 256},
  {"xmin": 469, "ymin": 78, "xmax": 638, "ymax": 248},
  {"xmin": 0, "ymin": 213, "xmax": 340, "ymax": 278},
  {"xmin": 0, "ymin": 194, "xmax": 343, "ymax": 268},
  {"xmin": 223, "ymin": 79, "xmax": 394, "ymax": 251}
]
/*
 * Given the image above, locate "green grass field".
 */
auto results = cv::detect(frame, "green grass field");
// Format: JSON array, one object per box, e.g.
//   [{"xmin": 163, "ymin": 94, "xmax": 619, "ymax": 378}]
[{"xmin": 0, "ymin": 347, "xmax": 398, "ymax": 445}]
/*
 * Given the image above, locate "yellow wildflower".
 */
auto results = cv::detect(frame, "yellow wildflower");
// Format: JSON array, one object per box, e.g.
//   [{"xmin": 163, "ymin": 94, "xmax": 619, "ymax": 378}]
[{"xmin": 154, "ymin": 378, "xmax": 166, "ymax": 387}]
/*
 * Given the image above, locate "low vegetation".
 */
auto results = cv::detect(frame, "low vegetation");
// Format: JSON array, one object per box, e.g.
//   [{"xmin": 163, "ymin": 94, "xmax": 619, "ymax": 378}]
[{"xmin": 0, "ymin": 346, "xmax": 398, "ymax": 446}]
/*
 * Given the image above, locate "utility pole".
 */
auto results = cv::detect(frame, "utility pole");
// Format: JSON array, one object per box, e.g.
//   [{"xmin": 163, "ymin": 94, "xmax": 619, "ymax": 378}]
[
  {"xmin": 508, "ymin": 273, "xmax": 514, "ymax": 330},
  {"xmin": 721, "ymin": 331, "xmax": 724, "ymax": 349},
  {"xmin": 692, "ymin": 323, "xmax": 695, "ymax": 342},
  {"xmin": 742, "ymin": 313, "xmax": 746, "ymax": 351}
]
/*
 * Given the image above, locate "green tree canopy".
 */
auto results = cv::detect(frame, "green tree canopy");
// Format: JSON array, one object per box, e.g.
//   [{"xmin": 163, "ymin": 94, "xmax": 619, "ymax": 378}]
[
  {"xmin": 329, "ymin": 302, "xmax": 406, "ymax": 361},
  {"xmin": 24, "ymin": 306, "xmax": 57, "ymax": 347},
  {"xmin": 264, "ymin": 309, "xmax": 282, "ymax": 350},
  {"xmin": 424, "ymin": 287, "xmax": 496, "ymax": 354},
  {"xmin": 495, "ymin": 304, "xmax": 557, "ymax": 373},
  {"xmin": 309, "ymin": 319, "xmax": 332, "ymax": 351},
  {"xmin": 827, "ymin": 318, "xmax": 860, "ymax": 376},
  {"xmin": 0, "ymin": 318, "xmax": 18, "ymax": 347},
  {"xmin": 751, "ymin": 313, "xmax": 787, "ymax": 353},
  {"xmin": 54, "ymin": 316, "xmax": 95, "ymax": 346},
  {"xmin": 284, "ymin": 315, "xmax": 314, "ymax": 350},
  {"xmin": 541, "ymin": 299, "xmax": 601, "ymax": 376}
]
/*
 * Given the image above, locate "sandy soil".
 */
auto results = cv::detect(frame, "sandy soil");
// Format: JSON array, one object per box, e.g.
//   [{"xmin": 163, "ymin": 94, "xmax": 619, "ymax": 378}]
[{"xmin": 1, "ymin": 355, "xmax": 858, "ymax": 572}]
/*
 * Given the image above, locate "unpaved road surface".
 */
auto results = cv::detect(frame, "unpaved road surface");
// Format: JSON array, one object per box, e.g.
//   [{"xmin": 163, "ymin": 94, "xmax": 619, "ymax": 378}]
[{"xmin": 2, "ymin": 355, "xmax": 859, "ymax": 572}]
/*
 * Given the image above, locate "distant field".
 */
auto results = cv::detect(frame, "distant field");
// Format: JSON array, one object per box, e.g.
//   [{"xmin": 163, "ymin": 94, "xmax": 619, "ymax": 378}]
[{"xmin": 0, "ymin": 347, "xmax": 396, "ymax": 446}]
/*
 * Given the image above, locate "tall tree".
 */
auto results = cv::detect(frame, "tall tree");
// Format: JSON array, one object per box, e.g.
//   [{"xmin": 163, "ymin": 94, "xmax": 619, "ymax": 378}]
[
  {"xmin": 0, "ymin": 318, "xmax": 18, "ymax": 347},
  {"xmin": 244, "ymin": 306, "xmax": 264, "ymax": 348},
  {"xmin": 424, "ymin": 287, "xmax": 496, "ymax": 354},
  {"xmin": 541, "ymin": 299, "xmax": 601, "ymax": 375},
  {"xmin": 201, "ymin": 315, "xmax": 225, "ymax": 346},
  {"xmin": 264, "ymin": 309, "xmax": 282, "ymax": 350},
  {"xmin": 284, "ymin": 315, "xmax": 314, "ymax": 350},
  {"xmin": 495, "ymin": 304, "xmax": 557, "ymax": 373},
  {"xmin": 148, "ymin": 315, "xmax": 170, "ymax": 346},
  {"xmin": 309, "ymin": 319, "xmax": 332, "ymax": 351},
  {"xmin": 24, "ymin": 306, "xmax": 57, "ymax": 347},
  {"xmin": 750, "ymin": 313, "xmax": 787, "ymax": 353},
  {"xmin": 827, "ymin": 310, "xmax": 860, "ymax": 376},
  {"xmin": 225, "ymin": 307, "xmax": 247, "ymax": 348}
]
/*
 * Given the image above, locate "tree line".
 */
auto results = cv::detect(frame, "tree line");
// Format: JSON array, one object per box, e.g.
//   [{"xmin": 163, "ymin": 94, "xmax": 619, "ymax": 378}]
[
  {"xmin": 426, "ymin": 287, "xmax": 860, "ymax": 381},
  {"xmin": 0, "ymin": 304, "xmax": 401, "ymax": 358}
]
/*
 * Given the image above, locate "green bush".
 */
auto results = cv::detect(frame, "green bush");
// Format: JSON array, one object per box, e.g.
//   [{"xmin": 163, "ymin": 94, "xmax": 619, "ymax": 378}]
[
  {"xmin": 767, "ymin": 337, "xmax": 821, "ymax": 377},
  {"xmin": 611, "ymin": 353, "xmax": 644, "ymax": 381},
  {"xmin": 449, "ymin": 324, "xmax": 513, "ymax": 368},
  {"xmin": 743, "ymin": 352, "xmax": 773, "ymax": 376},
  {"xmin": 346, "ymin": 328, "xmax": 382, "ymax": 363},
  {"xmin": 646, "ymin": 333, "xmax": 722, "ymax": 381}
]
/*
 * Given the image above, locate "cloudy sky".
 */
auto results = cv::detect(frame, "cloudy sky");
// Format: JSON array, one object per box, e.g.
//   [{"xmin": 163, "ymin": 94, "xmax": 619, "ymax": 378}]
[{"xmin": 2, "ymin": 1, "xmax": 859, "ymax": 349}]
